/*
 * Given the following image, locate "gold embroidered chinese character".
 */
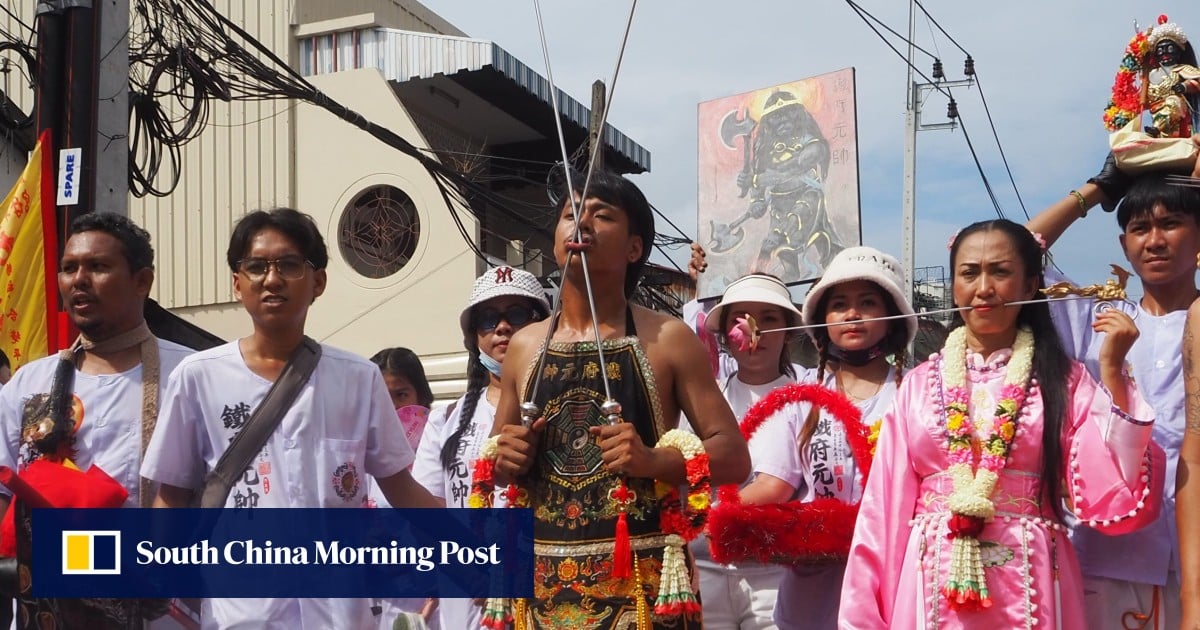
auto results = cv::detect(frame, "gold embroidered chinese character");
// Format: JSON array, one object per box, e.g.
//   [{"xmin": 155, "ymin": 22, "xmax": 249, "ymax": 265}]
[
  {"xmin": 560, "ymin": 363, "xmax": 577, "ymax": 381},
  {"xmin": 583, "ymin": 361, "xmax": 600, "ymax": 379},
  {"xmin": 606, "ymin": 362, "xmax": 621, "ymax": 381}
]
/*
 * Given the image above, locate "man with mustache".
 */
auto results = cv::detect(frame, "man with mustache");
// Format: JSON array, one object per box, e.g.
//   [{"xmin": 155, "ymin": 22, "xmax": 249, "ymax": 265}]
[{"xmin": 0, "ymin": 212, "xmax": 194, "ymax": 628}]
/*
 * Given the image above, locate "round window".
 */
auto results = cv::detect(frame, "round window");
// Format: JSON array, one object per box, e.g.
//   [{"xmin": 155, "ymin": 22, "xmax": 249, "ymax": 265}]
[{"xmin": 337, "ymin": 185, "xmax": 420, "ymax": 279}]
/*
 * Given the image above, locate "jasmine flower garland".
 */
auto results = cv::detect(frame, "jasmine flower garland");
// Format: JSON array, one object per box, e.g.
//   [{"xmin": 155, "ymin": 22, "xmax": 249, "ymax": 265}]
[{"xmin": 938, "ymin": 325, "xmax": 1034, "ymax": 611}]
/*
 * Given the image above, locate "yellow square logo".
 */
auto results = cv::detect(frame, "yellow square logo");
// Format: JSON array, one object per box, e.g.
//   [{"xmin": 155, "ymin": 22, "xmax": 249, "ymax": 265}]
[{"xmin": 61, "ymin": 530, "xmax": 121, "ymax": 575}]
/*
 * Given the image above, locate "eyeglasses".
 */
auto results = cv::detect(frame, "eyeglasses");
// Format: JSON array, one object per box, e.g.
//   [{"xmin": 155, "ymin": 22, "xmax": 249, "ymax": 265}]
[
  {"xmin": 474, "ymin": 305, "xmax": 539, "ymax": 333},
  {"xmin": 237, "ymin": 257, "xmax": 314, "ymax": 281}
]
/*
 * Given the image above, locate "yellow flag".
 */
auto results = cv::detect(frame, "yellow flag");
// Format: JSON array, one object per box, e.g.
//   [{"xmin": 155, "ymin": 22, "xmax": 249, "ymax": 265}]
[{"xmin": 0, "ymin": 131, "xmax": 53, "ymax": 369}]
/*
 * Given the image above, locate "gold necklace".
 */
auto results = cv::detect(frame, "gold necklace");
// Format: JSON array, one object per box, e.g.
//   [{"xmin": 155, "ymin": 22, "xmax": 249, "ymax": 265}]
[{"xmin": 835, "ymin": 371, "xmax": 883, "ymax": 403}]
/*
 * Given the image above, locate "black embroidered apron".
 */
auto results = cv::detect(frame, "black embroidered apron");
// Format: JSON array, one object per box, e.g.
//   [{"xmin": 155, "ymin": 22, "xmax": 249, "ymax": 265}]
[{"xmin": 522, "ymin": 310, "xmax": 698, "ymax": 629}]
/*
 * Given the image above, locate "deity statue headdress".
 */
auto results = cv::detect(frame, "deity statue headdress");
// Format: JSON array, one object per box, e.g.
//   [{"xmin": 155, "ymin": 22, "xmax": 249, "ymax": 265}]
[{"xmin": 1148, "ymin": 14, "xmax": 1188, "ymax": 49}]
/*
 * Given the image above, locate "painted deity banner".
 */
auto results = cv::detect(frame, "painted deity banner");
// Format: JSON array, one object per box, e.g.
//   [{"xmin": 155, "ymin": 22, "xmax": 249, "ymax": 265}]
[{"xmin": 697, "ymin": 68, "xmax": 861, "ymax": 299}]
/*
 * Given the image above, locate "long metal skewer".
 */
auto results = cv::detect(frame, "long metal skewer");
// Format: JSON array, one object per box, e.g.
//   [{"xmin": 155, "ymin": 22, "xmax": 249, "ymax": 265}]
[
  {"xmin": 528, "ymin": 0, "xmax": 639, "ymax": 425},
  {"xmin": 751, "ymin": 295, "xmax": 1100, "ymax": 336},
  {"xmin": 1165, "ymin": 173, "xmax": 1200, "ymax": 188}
]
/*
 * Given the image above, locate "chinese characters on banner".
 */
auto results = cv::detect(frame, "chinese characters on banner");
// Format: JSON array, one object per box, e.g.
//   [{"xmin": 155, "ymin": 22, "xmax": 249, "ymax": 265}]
[{"xmin": 0, "ymin": 130, "xmax": 54, "ymax": 369}]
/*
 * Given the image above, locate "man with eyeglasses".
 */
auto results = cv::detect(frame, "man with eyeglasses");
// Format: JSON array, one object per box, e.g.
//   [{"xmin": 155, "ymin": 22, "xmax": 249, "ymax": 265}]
[
  {"xmin": 143, "ymin": 207, "xmax": 438, "ymax": 628},
  {"xmin": 0, "ymin": 212, "xmax": 194, "ymax": 628}
]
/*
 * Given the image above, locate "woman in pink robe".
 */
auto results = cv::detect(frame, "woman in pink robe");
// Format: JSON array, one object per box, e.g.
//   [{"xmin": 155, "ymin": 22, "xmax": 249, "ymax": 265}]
[{"xmin": 839, "ymin": 219, "xmax": 1166, "ymax": 629}]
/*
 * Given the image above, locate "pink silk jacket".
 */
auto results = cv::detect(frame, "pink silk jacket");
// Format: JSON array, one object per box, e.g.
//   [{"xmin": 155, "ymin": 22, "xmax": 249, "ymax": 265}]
[{"xmin": 838, "ymin": 356, "xmax": 1166, "ymax": 630}]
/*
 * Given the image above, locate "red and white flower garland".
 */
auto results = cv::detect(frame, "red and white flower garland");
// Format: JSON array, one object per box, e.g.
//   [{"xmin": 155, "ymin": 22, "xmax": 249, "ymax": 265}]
[
  {"xmin": 707, "ymin": 383, "xmax": 876, "ymax": 565},
  {"xmin": 937, "ymin": 325, "xmax": 1034, "ymax": 610}
]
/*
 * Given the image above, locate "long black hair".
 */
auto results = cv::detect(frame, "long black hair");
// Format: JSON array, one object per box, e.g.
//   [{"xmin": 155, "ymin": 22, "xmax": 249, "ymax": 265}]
[
  {"xmin": 369, "ymin": 347, "xmax": 434, "ymax": 408},
  {"xmin": 948, "ymin": 219, "xmax": 1071, "ymax": 520},
  {"xmin": 440, "ymin": 351, "xmax": 489, "ymax": 470},
  {"xmin": 439, "ymin": 295, "xmax": 543, "ymax": 470}
]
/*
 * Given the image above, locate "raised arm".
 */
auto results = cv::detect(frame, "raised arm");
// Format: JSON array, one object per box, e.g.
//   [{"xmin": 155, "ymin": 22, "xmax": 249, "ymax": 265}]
[
  {"xmin": 1178, "ymin": 299, "xmax": 1200, "ymax": 629},
  {"xmin": 667, "ymin": 318, "xmax": 750, "ymax": 487},
  {"xmin": 1025, "ymin": 154, "xmax": 1132, "ymax": 248}
]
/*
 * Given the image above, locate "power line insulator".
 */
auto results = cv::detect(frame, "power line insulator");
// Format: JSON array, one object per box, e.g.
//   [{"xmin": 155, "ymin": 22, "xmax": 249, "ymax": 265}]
[
  {"xmin": 932, "ymin": 59, "xmax": 944, "ymax": 80},
  {"xmin": 963, "ymin": 56, "xmax": 975, "ymax": 77},
  {"xmin": 947, "ymin": 99, "xmax": 959, "ymax": 120}
]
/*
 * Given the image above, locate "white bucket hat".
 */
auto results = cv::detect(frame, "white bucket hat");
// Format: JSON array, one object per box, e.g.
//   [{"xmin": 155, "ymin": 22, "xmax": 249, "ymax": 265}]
[
  {"xmin": 459, "ymin": 266, "xmax": 551, "ymax": 340},
  {"xmin": 802, "ymin": 246, "xmax": 916, "ymax": 347},
  {"xmin": 704, "ymin": 274, "xmax": 802, "ymax": 334}
]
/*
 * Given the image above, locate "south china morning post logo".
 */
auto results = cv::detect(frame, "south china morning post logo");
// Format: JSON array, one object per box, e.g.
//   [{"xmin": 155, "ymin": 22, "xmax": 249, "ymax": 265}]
[
  {"xmin": 61, "ymin": 530, "xmax": 121, "ymax": 576},
  {"xmin": 34, "ymin": 508, "xmax": 534, "ymax": 599}
]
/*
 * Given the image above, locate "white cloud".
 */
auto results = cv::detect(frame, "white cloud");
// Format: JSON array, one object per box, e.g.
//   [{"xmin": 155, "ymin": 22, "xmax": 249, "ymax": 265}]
[{"xmin": 421, "ymin": 0, "xmax": 1199, "ymax": 291}]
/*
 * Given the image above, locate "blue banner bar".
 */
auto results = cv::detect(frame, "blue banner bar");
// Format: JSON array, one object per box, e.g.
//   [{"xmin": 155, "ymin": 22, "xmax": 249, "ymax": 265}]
[{"xmin": 32, "ymin": 508, "xmax": 534, "ymax": 598}]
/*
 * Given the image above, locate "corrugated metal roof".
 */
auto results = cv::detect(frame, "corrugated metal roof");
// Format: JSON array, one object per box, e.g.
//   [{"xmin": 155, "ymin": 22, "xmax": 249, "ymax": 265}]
[{"xmin": 364, "ymin": 28, "xmax": 650, "ymax": 171}]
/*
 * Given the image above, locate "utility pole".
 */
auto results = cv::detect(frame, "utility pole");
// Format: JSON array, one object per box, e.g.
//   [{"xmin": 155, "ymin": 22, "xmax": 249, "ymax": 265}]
[
  {"xmin": 901, "ymin": 0, "xmax": 917, "ymax": 308},
  {"xmin": 33, "ymin": 0, "xmax": 128, "ymax": 350},
  {"xmin": 589, "ymin": 80, "xmax": 605, "ymax": 171},
  {"xmin": 35, "ymin": 0, "xmax": 127, "ymax": 224},
  {"xmin": 900, "ymin": 0, "xmax": 971, "ymax": 307}
]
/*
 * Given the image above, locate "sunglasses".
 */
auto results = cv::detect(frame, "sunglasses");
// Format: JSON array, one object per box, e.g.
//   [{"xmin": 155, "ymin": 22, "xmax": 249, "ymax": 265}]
[{"xmin": 474, "ymin": 305, "xmax": 539, "ymax": 333}]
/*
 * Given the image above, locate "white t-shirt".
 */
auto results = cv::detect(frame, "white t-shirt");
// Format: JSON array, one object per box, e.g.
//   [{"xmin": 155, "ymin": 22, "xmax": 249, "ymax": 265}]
[
  {"xmin": 410, "ymin": 390, "xmax": 496, "ymax": 630},
  {"xmin": 751, "ymin": 368, "xmax": 895, "ymax": 504},
  {"xmin": 691, "ymin": 371, "xmax": 798, "ymax": 571},
  {"xmin": 722, "ymin": 372, "xmax": 800, "ymax": 422},
  {"xmin": 412, "ymin": 390, "xmax": 496, "ymax": 508},
  {"xmin": 757, "ymin": 367, "xmax": 897, "ymax": 630},
  {"xmin": 142, "ymin": 340, "xmax": 414, "ymax": 630},
  {"xmin": 0, "ymin": 337, "xmax": 193, "ymax": 507}
]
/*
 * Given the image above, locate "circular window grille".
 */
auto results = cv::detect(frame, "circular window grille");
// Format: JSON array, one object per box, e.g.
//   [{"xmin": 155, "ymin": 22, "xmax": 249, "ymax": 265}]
[{"xmin": 338, "ymin": 185, "xmax": 421, "ymax": 279}]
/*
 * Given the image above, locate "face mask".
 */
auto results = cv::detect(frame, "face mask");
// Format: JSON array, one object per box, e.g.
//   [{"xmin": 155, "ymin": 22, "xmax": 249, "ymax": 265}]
[
  {"xmin": 478, "ymin": 351, "xmax": 503, "ymax": 378},
  {"xmin": 827, "ymin": 339, "xmax": 888, "ymax": 367}
]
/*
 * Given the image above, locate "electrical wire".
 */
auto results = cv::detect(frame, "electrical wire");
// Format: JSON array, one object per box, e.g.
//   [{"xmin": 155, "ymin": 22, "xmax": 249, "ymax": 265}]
[
  {"xmin": 845, "ymin": 0, "xmax": 937, "ymax": 61},
  {"xmin": 973, "ymin": 75, "xmax": 1029, "ymax": 220},
  {"xmin": 0, "ymin": 4, "xmax": 33, "ymax": 36},
  {"xmin": 123, "ymin": 0, "xmax": 693, "ymax": 306},
  {"xmin": 843, "ymin": 0, "xmax": 1007, "ymax": 221},
  {"xmin": 913, "ymin": 0, "xmax": 968, "ymax": 56}
]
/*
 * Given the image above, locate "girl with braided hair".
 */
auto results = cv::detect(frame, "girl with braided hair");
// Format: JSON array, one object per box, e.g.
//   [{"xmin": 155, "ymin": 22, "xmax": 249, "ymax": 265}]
[
  {"xmin": 725, "ymin": 247, "xmax": 914, "ymax": 630},
  {"xmin": 409, "ymin": 266, "xmax": 549, "ymax": 629}
]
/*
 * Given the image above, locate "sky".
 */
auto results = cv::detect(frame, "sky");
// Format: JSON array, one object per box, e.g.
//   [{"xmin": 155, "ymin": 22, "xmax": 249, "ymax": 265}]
[{"xmin": 421, "ymin": 0, "xmax": 1200, "ymax": 298}]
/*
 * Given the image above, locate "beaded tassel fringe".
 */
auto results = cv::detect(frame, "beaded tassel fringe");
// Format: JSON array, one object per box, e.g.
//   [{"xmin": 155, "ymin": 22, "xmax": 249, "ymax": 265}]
[
  {"xmin": 633, "ymin": 550, "xmax": 651, "ymax": 630},
  {"xmin": 942, "ymin": 535, "xmax": 992, "ymax": 611},
  {"xmin": 511, "ymin": 598, "xmax": 529, "ymax": 630},
  {"xmin": 653, "ymin": 534, "xmax": 700, "ymax": 616},
  {"xmin": 481, "ymin": 597, "xmax": 511, "ymax": 629}
]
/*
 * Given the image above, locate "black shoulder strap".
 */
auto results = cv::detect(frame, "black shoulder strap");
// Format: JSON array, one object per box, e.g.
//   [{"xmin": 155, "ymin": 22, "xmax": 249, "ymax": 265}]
[{"xmin": 195, "ymin": 337, "xmax": 322, "ymax": 508}]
